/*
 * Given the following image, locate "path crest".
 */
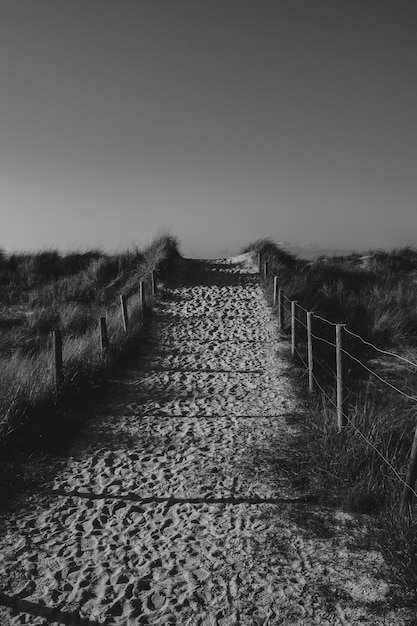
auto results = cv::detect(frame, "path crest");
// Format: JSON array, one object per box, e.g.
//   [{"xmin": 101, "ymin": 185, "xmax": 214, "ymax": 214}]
[{"xmin": 0, "ymin": 254, "xmax": 411, "ymax": 625}]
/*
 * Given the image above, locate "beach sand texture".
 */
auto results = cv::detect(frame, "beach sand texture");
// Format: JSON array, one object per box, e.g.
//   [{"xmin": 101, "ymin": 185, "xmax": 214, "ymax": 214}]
[{"xmin": 0, "ymin": 254, "xmax": 411, "ymax": 625}]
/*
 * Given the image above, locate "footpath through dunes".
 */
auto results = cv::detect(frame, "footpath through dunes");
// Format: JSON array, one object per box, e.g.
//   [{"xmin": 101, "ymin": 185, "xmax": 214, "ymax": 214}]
[{"xmin": 0, "ymin": 254, "xmax": 413, "ymax": 625}]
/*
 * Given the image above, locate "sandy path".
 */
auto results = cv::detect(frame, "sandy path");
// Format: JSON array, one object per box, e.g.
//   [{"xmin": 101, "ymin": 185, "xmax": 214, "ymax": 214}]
[{"xmin": 0, "ymin": 254, "xmax": 411, "ymax": 625}]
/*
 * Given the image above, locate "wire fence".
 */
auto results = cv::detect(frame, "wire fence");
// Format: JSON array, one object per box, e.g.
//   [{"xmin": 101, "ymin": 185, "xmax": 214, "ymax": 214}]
[
  {"xmin": 1, "ymin": 271, "xmax": 158, "ymax": 398},
  {"xmin": 0, "ymin": 268, "xmax": 161, "ymax": 450},
  {"xmin": 50, "ymin": 273, "xmax": 158, "ymax": 392},
  {"xmin": 259, "ymin": 255, "xmax": 417, "ymax": 514}
]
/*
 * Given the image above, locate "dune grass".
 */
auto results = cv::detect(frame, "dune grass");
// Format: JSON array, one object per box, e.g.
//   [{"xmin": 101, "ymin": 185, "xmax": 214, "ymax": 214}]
[
  {"xmin": 245, "ymin": 238, "xmax": 417, "ymax": 590},
  {"xmin": 0, "ymin": 233, "xmax": 181, "ymax": 457}
]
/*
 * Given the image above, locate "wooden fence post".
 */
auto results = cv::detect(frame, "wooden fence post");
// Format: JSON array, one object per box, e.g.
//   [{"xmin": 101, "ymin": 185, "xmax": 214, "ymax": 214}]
[
  {"xmin": 264, "ymin": 261, "xmax": 269, "ymax": 280},
  {"xmin": 401, "ymin": 422, "xmax": 417, "ymax": 514},
  {"xmin": 99, "ymin": 316, "xmax": 109, "ymax": 354},
  {"xmin": 151, "ymin": 271, "xmax": 157, "ymax": 297},
  {"xmin": 291, "ymin": 301, "xmax": 298, "ymax": 356},
  {"xmin": 307, "ymin": 311, "xmax": 314, "ymax": 393},
  {"xmin": 120, "ymin": 294, "xmax": 128, "ymax": 332},
  {"xmin": 273, "ymin": 276, "xmax": 278, "ymax": 308},
  {"xmin": 278, "ymin": 289, "xmax": 284, "ymax": 332},
  {"xmin": 139, "ymin": 280, "xmax": 145, "ymax": 314},
  {"xmin": 258, "ymin": 252, "xmax": 262, "ymax": 274},
  {"xmin": 336, "ymin": 324, "xmax": 347, "ymax": 431},
  {"xmin": 53, "ymin": 329, "xmax": 63, "ymax": 392}
]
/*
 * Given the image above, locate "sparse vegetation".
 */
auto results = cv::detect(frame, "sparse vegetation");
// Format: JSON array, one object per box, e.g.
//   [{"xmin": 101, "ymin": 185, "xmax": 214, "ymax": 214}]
[
  {"xmin": 0, "ymin": 233, "xmax": 181, "ymax": 456},
  {"xmin": 245, "ymin": 238, "xmax": 417, "ymax": 591}
]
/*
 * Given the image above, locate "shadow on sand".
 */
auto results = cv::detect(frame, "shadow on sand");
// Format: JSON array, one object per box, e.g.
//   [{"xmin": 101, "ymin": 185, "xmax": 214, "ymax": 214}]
[{"xmin": 0, "ymin": 592, "xmax": 108, "ymax": 625}]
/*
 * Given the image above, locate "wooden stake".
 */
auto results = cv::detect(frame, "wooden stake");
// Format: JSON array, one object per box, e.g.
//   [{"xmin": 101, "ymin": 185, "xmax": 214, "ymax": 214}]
[
  {"xmin": 273, "ymin": 276, "xmax": 278, "ymax": 308},
  {"xmin": 139, "ymin": 280, "xmax": 145, "ymax": 314},
  {"xmin": 291, "ymin": 301, "xmax": 298, "ymax": 356},
  {"xmin": 264, "ymin": 261, "xmax": 268, "ymax": 280},
  {"xmin": 53, "ymin": 329, "xmax": 63, "ymax": 392},
  {"xmin": 151, "ymin": 270, "xmax": 157, "ymax": 296},
  {"xmin": 258, "ymin": 252, "xmax": 262, "ymax": 274},
  {"xmin": 401, "ymin": 421, "xmax": 417, "ymax": 514},
  {"xmin": 120, "ymin": 294, "xmax": 128, "ymax": 332},
  {"xmin": 336, "ymin": 324, "xmax": 347, "ymax": 431},
  {"xmin": 277, "ymin": 289, "xmax": 284, "ymax": 332},
  {"xmin": 99, "ymin": 316, "xmax": 109, "ymax": 353},
  {"xmin": 307, "ymin": 311, "xmax": 314, "ymax": 393}
]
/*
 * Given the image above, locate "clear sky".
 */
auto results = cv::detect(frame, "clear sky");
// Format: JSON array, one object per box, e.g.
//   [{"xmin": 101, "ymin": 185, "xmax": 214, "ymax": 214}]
[{"xmin": 0, "ymin": 1, "xmax": 415, "ymax": 258}]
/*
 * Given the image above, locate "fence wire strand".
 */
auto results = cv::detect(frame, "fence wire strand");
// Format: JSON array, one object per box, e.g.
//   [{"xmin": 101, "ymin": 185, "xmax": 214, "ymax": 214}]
[
  {"xmin": 295, "ymin": 315, "xmax": 308, "ymax": 333},
  {"xmin": 312, "ymin": 313, "xmax": 339, "ymax": 327},
  {"xmin": 340, "ymin": 348, "xmax": 417, "ymax": 404},
  {"xmin": 293, "ymin": 345, "xmax": 309, "ymax": 370},
  {"xmin": 296, "ymin": 302, "xmax": 310, "ymax": 315},
  {"xmin": 344, "ymin": 327, "xmax": 417, "ymax": 371},
  {"xmin": 309, "ymin": 331, "xmax": 337, "ymax": 350},
  {"xmin": 311, "ymin": 371, "xmax": 339, "ymax": 408},
  {"xmin": 315, "ymin": 359, "xmax": 337, "ymax": 381}
]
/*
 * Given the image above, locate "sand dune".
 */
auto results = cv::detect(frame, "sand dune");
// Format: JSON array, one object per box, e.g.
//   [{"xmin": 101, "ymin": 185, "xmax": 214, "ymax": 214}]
[{"xmin": 0, "ymin": 253, "xmax": 411, "ymax": 624}]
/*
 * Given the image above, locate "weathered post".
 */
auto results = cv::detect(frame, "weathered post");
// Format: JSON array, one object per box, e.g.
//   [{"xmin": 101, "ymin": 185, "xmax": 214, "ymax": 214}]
[
  {"xmin": 120, "ymin": 294, "xmax": 128, "ymax": 332},
  {"xmin": 291, "ymin": 301, "xmax": 298, "ymax": 356},
  {"xmin": 53, "ymin": 329, "xmax": 63, "ymax": 393},
  {"xmin": 401, "ymin": 422, "xmax": 417, "ymax": 515},
  {"xmin": 99, "ymin": 316, "xmax": 109, "ymax": 354},
  {"xmin": 307, "ymin": 311, "xmax": 314, "ymax": 393},
  {"xmin": 151, "ymin": 270, "xmax": 157, "ymax": 297},
  {"xmin": 139, "ymin": 280, "xmax": 145, "ymax": 314},
  {"xmin": 258, "ymin": 252, "xmax": 262, "ymax": 274},
  {"xmin": 336, "ymin": 324, "xmax": 347, "ymax": 431},
  {"xmin": 263, "ymin": 261, "xmax": 269, "ymax": 280},
  {"xmin": 273, "ymin": 276, "xmax": 278, "ymax": 308},
  {"xmin": 278, "ymin": 289, "xmax": 284, "ymax": 332}
]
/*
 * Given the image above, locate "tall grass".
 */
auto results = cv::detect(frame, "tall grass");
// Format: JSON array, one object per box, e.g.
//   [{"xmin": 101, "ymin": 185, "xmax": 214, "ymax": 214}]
[
  {"xmin": 246, "ymin": 238, "xmax": 417, "ymax": 591},
  {"xmin": 0, "ymin": 233, "xmax": 181, "ymax": 456}
]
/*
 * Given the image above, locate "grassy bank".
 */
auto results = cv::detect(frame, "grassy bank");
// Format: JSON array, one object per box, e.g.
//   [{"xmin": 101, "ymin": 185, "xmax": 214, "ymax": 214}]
[
  {"xmin": 246, "ymin": 238, "xmax": 417, "ymax": 591},
  {"xmin": 0, "ymin": 233, "xmax": 181, "ymax": 457}
]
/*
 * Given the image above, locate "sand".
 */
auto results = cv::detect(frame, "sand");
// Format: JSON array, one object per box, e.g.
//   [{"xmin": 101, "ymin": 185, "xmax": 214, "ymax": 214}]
[{"xmin": 0, "ymin": 253, "xmax": 412, "ymax": 625}]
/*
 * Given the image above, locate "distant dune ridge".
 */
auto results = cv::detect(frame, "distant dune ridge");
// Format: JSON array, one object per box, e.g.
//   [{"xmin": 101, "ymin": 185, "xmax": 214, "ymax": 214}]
[{"xmin": 279, "ymin": 241, "xmax": 362, "ymax": 260}]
